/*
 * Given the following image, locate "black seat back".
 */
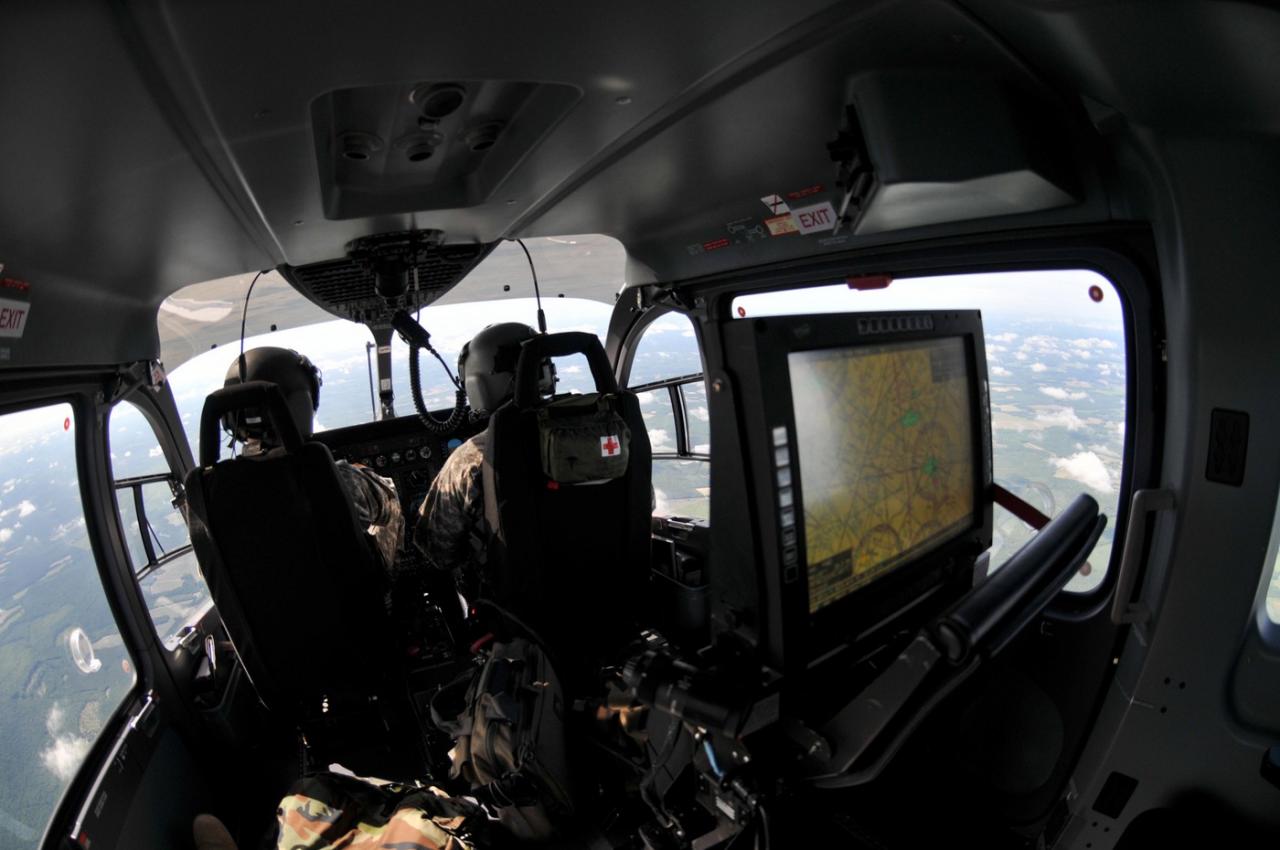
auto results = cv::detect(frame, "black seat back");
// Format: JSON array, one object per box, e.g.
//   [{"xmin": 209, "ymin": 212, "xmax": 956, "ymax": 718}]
[
  {"xmin": 185, "ymin": 381, "xmax": 393, "ymax": 714},
  {"xmin": 481, "ymin": 333, "xmax": 652, "ymax": 672}
]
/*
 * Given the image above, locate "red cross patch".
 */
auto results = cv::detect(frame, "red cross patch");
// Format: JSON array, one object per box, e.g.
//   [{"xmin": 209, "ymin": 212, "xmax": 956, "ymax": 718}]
[{"xmin": 600, "ymin": 435, "xmax": 621, "ymax": 457}]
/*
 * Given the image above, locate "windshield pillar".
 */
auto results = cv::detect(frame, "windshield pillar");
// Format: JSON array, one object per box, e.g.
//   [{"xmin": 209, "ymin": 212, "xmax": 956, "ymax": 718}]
[{"xmin": 372, "ymin": 325, "xmax": 395, "ymax": 419}]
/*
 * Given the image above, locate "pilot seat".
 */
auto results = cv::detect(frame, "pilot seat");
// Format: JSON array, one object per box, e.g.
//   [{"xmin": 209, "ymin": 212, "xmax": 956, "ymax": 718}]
[
  {"xmin": 478, "ymin": 331, "xmax": 654, "ymax": 681},
  {"xmin": 184, "ymin": 380, "xmax": 417, "ymax": 774}
]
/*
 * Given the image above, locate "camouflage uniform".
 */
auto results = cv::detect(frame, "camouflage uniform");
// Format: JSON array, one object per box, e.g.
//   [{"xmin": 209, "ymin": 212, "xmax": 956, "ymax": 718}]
[
  {"xmin": 334, "ymin": 460, "xmax": 404, "ymax": 570},
  {"xmin": 414, "ymin": 433, "xmax": 487, "ymax": 591},
  {"xmin": 275, "ymin": 772, "xmax": 478, "ymax": 850}
]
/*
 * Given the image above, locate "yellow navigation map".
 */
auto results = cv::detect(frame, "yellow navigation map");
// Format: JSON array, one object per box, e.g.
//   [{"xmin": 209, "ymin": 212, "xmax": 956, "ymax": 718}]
[{"xmin": 788, "ymin": 337, "xmax": 975, "ymax": 613}]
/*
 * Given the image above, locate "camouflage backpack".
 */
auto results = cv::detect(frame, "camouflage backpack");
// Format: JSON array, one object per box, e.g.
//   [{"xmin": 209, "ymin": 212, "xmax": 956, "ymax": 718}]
[{"xmin": 432, "ymin": 637, "xmax": 575, "ymax": 841}]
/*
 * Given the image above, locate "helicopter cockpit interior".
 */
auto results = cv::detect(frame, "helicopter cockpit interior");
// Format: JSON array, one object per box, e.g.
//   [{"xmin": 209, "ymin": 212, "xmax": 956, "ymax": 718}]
[{"xmin": 1, "ymin": 2, "xmax": 1279, "ymax": 849}]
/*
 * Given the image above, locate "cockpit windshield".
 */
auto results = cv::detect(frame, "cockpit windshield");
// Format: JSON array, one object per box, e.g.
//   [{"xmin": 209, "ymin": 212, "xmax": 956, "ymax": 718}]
[{"xmin": 160, "ymin": 236, "xmax": 625, "ymax": 452}]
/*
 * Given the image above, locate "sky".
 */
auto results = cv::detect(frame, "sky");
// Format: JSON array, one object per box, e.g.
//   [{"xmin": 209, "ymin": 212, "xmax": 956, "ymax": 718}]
[{"xmin": 732, "ymin": 268, "xmax": 1121, "ymax": 327}]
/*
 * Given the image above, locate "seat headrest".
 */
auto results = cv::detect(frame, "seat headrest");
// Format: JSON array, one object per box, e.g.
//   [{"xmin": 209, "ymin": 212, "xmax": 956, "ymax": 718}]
[
  {"xmin": 513, "ymin": 332, "xmax": 618, "ymax": 408},
  {"xmin": 199, "ymin": 381, "xmax": 305, "ymax": 466}
]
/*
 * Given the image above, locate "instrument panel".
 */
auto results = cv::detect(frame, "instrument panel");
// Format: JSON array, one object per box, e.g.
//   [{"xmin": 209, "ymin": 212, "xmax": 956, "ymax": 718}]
[
  {"xmin": 315, "ymin": 411, "xmax": 485, "ymax": 652},
  {"xmin": 313, "ymin": 412, "xmax": 485, "ymax": 516}
]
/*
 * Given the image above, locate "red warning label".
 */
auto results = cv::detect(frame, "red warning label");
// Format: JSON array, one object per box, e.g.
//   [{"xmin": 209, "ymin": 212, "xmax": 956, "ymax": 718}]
[
  {"xmin": 702, "ymin": 237, "xmax": 731, "ymax": 252},
  {"xmin": 786, "ymin": 184, "xmax": 824, "ymax": 201}
]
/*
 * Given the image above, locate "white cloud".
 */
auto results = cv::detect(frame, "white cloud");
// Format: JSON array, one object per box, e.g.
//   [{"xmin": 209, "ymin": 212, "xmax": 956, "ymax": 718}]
[
  {"xmin": 1071, "ymin": 337, "xmax": 1118, "ymax": 350},
  {"xmin": 648, "ymin": 428, "xmax": 674, "ymax": 452},
  {"xmin": 0, "ymin": 529, "xmax": 12, "ymax": 544},
  {"xmin": 16, "ymin": 500, "xmax": 35, "ymax": 519},
  {"xmin": 42, "ymin": 731, "xmax": 90, "ymax": 782},
  {"xmin": 1014, "ymin": 352, "xmax": 1028, "ymax": 361},
  {"xmin": 148, "ymin": 447, "xmax": 164, "ymax": 458},
  {"xmin": 641, "ymin": 317, "xmax": 693, "ymax": 335},
  {"xmin": 990, "ymin": 332, "xmax": 1019, "ymax": 343},
  {"xmin": 1030, "ymin": 362, "xmax": 1048, "ymax": 373},
  {"xmin": 689, "ymin": 406, "xmax": 709, "ymax": 422},
  {"xmin": 41, "ymin": 703, "xmax": 92, "ymax": 782},
  {"xmin": 1039, "ymin": 386, "xmax": 1088, "ymax": 401},
  {"xmin": 991, "ymin": 366, "xmax": 1011, "ymax": 377},
  {"xmin": 1051, "ymin": 451, "xmax": 1114, "ymax": 493},
  {"xmin": 1036, "ymin": 406, "xmax": 1087, "ymax": 431}
]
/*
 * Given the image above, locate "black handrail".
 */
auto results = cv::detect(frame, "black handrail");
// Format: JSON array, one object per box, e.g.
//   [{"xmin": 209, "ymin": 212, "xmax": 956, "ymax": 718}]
[
  {"xmin": 934, "ymin": 494, "xmax": 1105, "ymax": 664},
  {"xmin": 112, "ymin": 472, "xmax": 188, "ymax": 578},
  {"xmin": 627, "ymin": 372, "xmax": 705, "ymax": 394}
]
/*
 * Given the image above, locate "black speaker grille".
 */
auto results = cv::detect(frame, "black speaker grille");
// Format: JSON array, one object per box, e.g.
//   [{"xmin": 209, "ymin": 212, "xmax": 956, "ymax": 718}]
[{"xmin": 284, "ymin": 243, "xmax": 493, "ymax": 325}]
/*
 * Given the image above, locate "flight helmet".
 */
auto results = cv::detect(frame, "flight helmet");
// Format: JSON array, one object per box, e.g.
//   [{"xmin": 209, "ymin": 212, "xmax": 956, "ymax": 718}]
[
  {"xmin": 222, "ymin": 347, "xmax": 322, "ymax": 444},
  {"xmin": 458, "ymin": 323, "xmax": 555, "ymax": 415}
]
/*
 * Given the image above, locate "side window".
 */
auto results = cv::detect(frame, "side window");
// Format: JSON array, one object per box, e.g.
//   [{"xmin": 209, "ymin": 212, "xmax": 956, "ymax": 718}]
[
  {"xmin": 0, "ymin": 403, "xmax": 136, "ymax": 841},
  {"xmin": 108, "ymin": 400, "xmax": 211, "ymax": 650},
  {"xmin": 627, "ymin": 314, "xmax": 711, "ymax": 520},
  {"xmin": 1264, "ymin": 496, "xmax": 1280, "ymax": 625},
  {"xmin": 732, "ymin": 269, "xmax": 1127, "ymax": 593},
  {"xmin": 1268, "ymin": 552, "xmax": 1280, "ymax": 626}
]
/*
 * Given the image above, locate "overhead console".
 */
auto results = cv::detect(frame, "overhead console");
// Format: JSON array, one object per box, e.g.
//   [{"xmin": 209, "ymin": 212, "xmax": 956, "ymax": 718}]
[
  {"xmin": 278, "ymin": 229, "xmax": 491, "ymax": 420},
  {"xmin": 278, "ymin": 229, "xmax": 494, "ymax": 326},
  {"xmin": 830, "ymin": 72, "xmax": 1079, "ymax": 236},
  {"xmin": 310, "ymin": 79, "xmax": 581, "ymax": 220}
]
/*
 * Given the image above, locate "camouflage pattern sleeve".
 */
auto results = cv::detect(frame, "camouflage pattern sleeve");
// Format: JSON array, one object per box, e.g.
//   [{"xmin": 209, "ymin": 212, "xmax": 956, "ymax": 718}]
[
  {"xmin": 414, "ymin": 433, "xmax": 486, "ymax": 573},
  {"xmin": 334, "ymin": 460, "xmax": 404, "ymax": 569},
  {"xmin": 275, "ymin": 773, "xmax": 477, "ymax": 849}
]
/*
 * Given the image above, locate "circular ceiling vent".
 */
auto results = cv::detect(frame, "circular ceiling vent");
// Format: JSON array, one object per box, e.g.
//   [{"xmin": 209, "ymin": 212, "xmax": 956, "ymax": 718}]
[
  {"xmin": 464, "ymin": 122, "xmax": 505, "ymax": 152},
  {"xmin": 412, "ymin": 83, "xmax": 467, "ymax": 121},
  {"xmin": 338, "ymin": 131, "xmax": 383, "ymax": 161},
  {"xmin": 394, "ymin": 130, "xmax": 444, "ymax": 163}
]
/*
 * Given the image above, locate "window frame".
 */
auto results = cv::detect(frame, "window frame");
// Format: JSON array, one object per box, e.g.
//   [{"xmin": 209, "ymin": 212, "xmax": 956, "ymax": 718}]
[
  {"xmin": 629, "ymin": 371, "xmax": 710, "ymax": 462},
  {"xmin": 113, "ymin": 470, "xmax": 193, "ymax": 581},
  {"xmin": 618, "ymin": 307, "xmax": 714, "ymax": 519},
  {"xmin": 658, "ymin": 228, "xmax": 1163, "ymax": 621},
  {"xmin": 0, "ymin": 379, "xmax": 159, "ymax": 848},
  {"xmin": 105, "ymin": 385, "xmax": 217, "ymax": 647}
]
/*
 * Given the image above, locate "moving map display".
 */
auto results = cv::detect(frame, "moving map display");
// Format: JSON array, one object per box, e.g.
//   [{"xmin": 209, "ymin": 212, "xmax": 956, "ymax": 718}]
[{"xmin": 788, "ymin": 337, "xmax": 977, "ymax": 613}]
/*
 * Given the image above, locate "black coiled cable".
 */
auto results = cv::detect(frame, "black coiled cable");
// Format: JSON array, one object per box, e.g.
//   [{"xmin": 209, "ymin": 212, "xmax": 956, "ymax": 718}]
[{"xmin": 409, "ymin": 342, "xmax": 467, "ymax": 433}]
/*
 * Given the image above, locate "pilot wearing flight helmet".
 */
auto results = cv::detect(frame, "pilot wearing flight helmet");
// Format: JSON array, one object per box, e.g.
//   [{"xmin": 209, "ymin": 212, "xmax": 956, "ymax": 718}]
[
  {"xmin": 224, "ymin": 347, "xmax": 404, "ymax": 570},
  {"xmin": 414, "ymin": 322, "xmax": 553, "ymax": 598}
]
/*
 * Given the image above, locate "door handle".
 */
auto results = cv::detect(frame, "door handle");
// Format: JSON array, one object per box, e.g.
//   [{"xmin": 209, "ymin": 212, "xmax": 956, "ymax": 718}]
[{"xmin": 1110, "ymin": 488, "xmax": 1176, "ymax": 626}]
